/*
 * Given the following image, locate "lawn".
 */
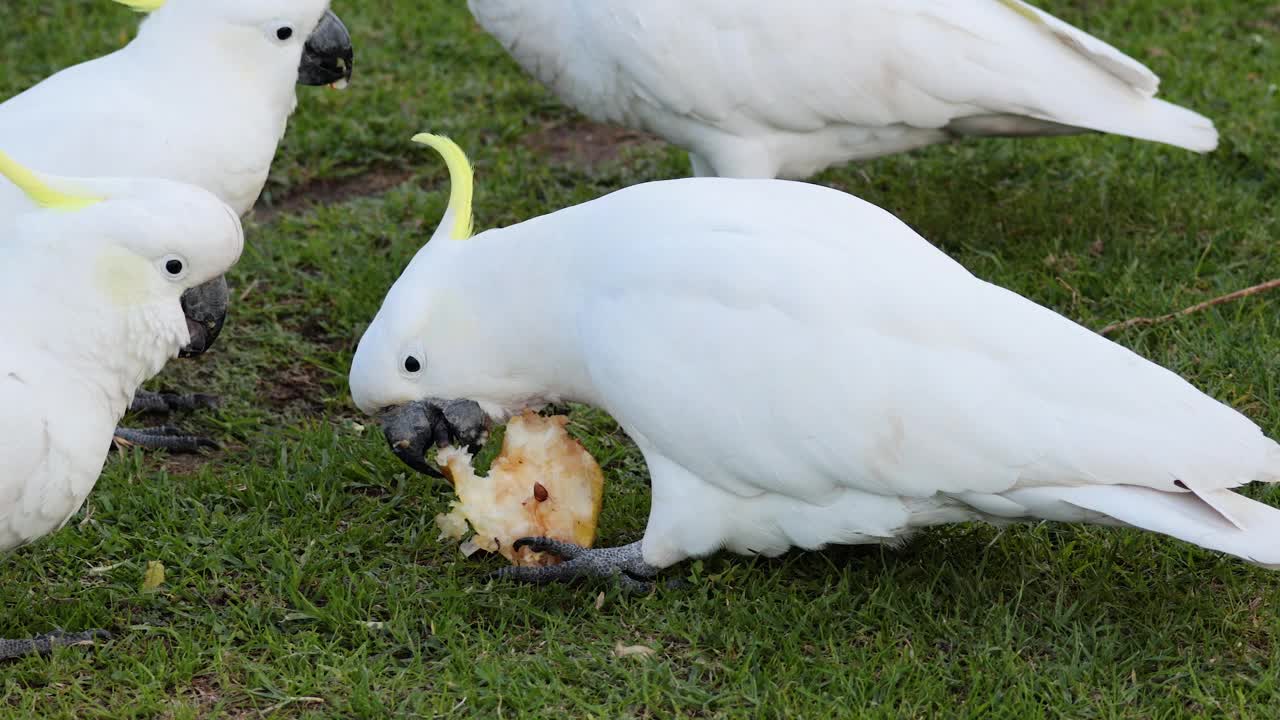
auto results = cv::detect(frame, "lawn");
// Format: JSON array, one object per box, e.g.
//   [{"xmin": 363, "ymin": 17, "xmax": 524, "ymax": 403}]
[{"xmin": 2, "ymin": 0, "xmax": 1280, "ymax": 717}]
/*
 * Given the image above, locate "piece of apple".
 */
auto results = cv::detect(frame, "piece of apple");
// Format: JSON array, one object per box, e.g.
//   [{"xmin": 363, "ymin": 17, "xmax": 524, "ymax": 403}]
[{"xmin": 434, "ymin": 412, "xmax": 605, "ymax": 566}]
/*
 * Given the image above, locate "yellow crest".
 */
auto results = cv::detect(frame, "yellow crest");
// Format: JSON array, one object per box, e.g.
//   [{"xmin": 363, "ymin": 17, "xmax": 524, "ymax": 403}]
[
  {"xmin": 113, "ymin": 0, "xmax": 166, "ymax": 12},
  {"xmin": 0, "ymin": 150, "xmax": 103, "ymax": 211},
  {"xmin": 411, "ymin": 133, "xmax": 475, "ymax": 241}
]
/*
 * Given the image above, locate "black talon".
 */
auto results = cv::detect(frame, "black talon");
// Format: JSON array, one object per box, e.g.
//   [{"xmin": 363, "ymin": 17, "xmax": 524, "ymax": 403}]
[
  {"xmin": 147, "ymin": 425, "xmax": 184, "ymax": 436},
  {"xmin": 511, "ymin": 537, "xmax": 541, "ymax": 552},
  {"xmin": 512, "ymin": 536, "xmax": 583, "ymax": 560},
  {"xmin": 487, "ymin": 560, "xmax": 595, "ymax": 587},
  {"xmin": 129, "ymin": 390, "xmax": 221, "ymax": 415},
  {"xmin": 113, "ymin": 426, "xmax": 219, "ymax": 453},
  {"xmin": 487, "ymin": 540, "xmax": 660, "ymax": 593},
  {"xmin": 161, "ymin": 392, "xmax": 220, "ymax": 412},
  {"xmin": 0, "ymin": 629, "xmax": 111, "ymax": 662},
  {"xmin": 118, "ymin": 391, "xmax": 222, "ymax": 453}
]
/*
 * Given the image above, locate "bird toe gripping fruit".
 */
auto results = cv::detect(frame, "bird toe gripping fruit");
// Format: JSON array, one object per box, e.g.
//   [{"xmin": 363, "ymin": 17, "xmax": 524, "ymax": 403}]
[{"xmin": 434, "ymin": 412, "xmax": 605, "ymax": 567}]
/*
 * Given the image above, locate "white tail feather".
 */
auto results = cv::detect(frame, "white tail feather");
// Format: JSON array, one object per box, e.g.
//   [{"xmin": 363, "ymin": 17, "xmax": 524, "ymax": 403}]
[
  {"xmin": 1001, "ymin": 0, "xmax": 1160, "ymax": 96},
  {"xmin": 1090, "ymin": 97, "xmax": 1219, "ymax": 153},
  {"xmin": 948, "ymin": 97, "xmax": 1218, "ymax": 154},
  {"xmin": 1006, "ymin": 485, "xmax": 1280, "ymax": 569},
  {"xmin": 994, "ymin": 0, "xmax": 1217, "ymax": 153},
  {"xmin": 1188, "ymin": 487, "xmax": 1248, "ymax": 531}
]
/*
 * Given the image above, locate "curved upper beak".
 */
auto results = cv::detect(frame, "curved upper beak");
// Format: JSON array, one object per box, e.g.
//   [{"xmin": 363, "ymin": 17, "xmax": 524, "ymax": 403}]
[
  {"xmin": 298, "ymin": 10, "xmax": 354, "ymax": 87},
  {"xmin": 179, "ymin": 276, "xmax": 230, "ymax": 358},
  {"xmin": 379, "ymin": 399, "xmax": 490, "ymax": 477}
]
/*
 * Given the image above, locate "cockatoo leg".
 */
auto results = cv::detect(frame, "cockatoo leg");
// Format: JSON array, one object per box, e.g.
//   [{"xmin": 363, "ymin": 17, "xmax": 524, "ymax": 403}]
[
  {"xmin": 113, "ymin": 425, "xmax": 218, "ymax": 453},
  {"xmin": 114, "ymin": 275, "xmax": 230, "ymax": 448},
  {"xmin": 690, "ymin": 142, "xmax": 779, "ymax": 178},
  {"xmin": 128, "ymin": 390, "xmax": 220, "ymax": 415},
  {"xmin": 688, "ymin": 153, "xmax": 717, "ymax": 178},
  {"xmin": 490, "ymin": 539, "xmax": 659, "ymax": 592},
  {"xmin": 0, "ymin": 629, "xmax": 110, "ymax": 662}
]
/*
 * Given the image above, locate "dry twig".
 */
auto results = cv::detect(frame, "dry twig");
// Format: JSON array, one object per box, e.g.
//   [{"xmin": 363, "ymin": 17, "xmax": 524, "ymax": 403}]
[{"xmin": 1099, "ymin": 278, "xmax": 1280, "ymax": 336}]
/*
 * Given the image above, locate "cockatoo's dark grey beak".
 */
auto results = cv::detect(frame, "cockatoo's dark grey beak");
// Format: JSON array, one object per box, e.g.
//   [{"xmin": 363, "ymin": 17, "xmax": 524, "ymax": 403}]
[
  {"xmin": 179, "ymin": 276, "xmax": 229, "ymax": 358},
  {"xmin": 298, "ymin": 10, "xmax": 354, "ymax": 87},
  {"xmin": 380, "ymin": 399, "xmax": 490, "ymax": 477}
]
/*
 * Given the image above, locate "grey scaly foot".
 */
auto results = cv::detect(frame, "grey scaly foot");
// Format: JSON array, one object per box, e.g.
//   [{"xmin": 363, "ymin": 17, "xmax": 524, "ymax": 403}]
[
  {"xmin": 490, "ymin": 539, "xmax": 659, "ymax": 592},
  {"xmin": 0, "ymin": 629, "xmax": 110, "ymax": 662},
  {"xmin": 129, "ymin": 390, "xmax": 220, "ymax": 415},
  {"xmin": 113, "ymin": 426, "xmax": 218, "ymax": 453}
]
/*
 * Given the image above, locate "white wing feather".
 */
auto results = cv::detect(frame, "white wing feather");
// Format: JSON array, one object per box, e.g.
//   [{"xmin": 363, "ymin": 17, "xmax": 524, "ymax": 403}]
[
  {"xmin": 0, "ymin": 366, "xmax": 99, "ymax": 553},
  {"xmin": 0, "ymin": 256, "xmax": 117, "ymax": 553},
  {"xmin": 569, "ymin": 180, "xmax": 1274, "ymax": 509},
  {"xmin": 471, "ymin": 0, "xmax": 1216, "ymax": 165},
  {"xmin": 0, "ymin": 49, "xmax": 279, "ymax": 216}
]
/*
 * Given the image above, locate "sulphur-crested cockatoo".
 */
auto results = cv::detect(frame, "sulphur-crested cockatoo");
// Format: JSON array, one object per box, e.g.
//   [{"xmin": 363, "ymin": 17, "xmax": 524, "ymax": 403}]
[
  {"xmin": 0, "ymin": 151, "xmax": 243, "ymax": 659},
  {"xmin": 351, "ymin": 137, "xmax": 1279, "ymax": 589},
  {"xmin": 0, "ymin": 0, "xmax": 353, "ymax": 450},
  {"xmin": 469, "ymin": 0, "xmax": 1217, "ymax": 179}
]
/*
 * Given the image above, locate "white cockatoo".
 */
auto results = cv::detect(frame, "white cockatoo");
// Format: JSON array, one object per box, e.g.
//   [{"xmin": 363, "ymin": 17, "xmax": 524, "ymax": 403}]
[
  {"xmin": 0, "ymin": 0, "xmax": 353, "ymax": 449},
  {"xmin": 468, "ymin": 0, "xmax": 1218, "ymax": 179},
  {"xmin": 0, "ymin": 151, "xmax": 244, "ymax": 659},
  {"xmin": 351, "ymin": 137, "xmax": 1280, "ymax": 589}
]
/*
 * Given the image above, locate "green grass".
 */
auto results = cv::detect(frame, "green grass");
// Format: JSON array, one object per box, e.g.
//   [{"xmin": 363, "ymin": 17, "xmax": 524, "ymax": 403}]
[{"xmin": 2, "ymin": 0, "xmax": 1280, "ymax": 716}]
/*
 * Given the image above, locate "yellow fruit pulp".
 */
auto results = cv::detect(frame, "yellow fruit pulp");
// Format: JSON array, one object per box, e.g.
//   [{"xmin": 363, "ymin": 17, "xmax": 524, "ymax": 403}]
[{"xmin": 434, "ymin": 412, "xmax": 605, "ymax": 566}]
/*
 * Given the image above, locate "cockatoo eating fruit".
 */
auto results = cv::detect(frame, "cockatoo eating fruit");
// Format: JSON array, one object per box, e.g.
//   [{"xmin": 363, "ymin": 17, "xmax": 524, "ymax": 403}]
[
  {"xmin": 435, "ymin": 412, "xmax": 606, "ymax": 567},
  {"xmin": 351, "ymin": 136, "xmax": 1280, "ymax": 592},
  {"xmin": 469, "ymin": 0, "xmax": 1217, "ymax": 179},
  {"xmin": 0, "ymin": 0, "xmax": 354, "ymax": 451},
  {"xmin": 0, "ymin": 151, "xmax": 244, "ymax": 659}
]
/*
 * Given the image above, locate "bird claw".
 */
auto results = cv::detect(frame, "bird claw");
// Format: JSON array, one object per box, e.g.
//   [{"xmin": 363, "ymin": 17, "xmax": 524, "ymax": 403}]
[
  {"xmin": 116, "ymin": 390, "xmax": 221, "ymax": 453},
  {"xmin": 129, "ymin": 390, "xmax": 221, "ymax": 415},
  {"xmin": 113, "ymin": 425, "xmax": 219, "ymax": 453},
  {"xmin": 489, "ymin": 539, "xmax": 658, "ymax": 593},
  {"xmin": 512, "ymin": 536, "xmax": 587, "ymax": 559},
  {"xmin": 0, "ymin": 629, "xmax": 111, "ymax": 662}
]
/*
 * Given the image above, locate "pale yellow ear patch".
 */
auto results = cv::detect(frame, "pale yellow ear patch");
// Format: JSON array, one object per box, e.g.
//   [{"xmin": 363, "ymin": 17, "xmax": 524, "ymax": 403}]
[
  {"xmin": 112, "ymin": 0, "xmax": 165, "ymax": 12},
  {"xmin": 93, "ymin": 247, "xmax": 154, "ymax": 306}
]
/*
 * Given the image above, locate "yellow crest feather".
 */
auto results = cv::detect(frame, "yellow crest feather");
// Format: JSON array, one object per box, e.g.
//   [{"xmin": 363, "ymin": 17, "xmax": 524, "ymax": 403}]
[
  {"xmin": 112, "ymin": 0, "xmax": 166, "ymax": 12},
  {"xmin": 0, "ymin": 150, "xmax": 103, "ymax": 211},
  {"xmin": 411, "ymin": 133, "xmax": 474, "ymax": 241}
]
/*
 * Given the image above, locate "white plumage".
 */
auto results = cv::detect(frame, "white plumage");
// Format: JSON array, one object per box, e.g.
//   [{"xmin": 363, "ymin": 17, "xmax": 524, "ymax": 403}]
[
  {"xmin": 0, "ymin": 0, "xmax": 351, "ymax": 454},
  {"xmin": 352, "ymin": 148, "xmax": 1280, "ymax": 574},
  {"xmin": 469, "ymin": 0, "xmax": 1218, "ymax": 179},
  {"xmin": 0, "ymin": 0, "xmax": 351, "ymax": 217},
  {"xmin": 0, "ymin": 167, "xmax": 243, "ymax": 553}
]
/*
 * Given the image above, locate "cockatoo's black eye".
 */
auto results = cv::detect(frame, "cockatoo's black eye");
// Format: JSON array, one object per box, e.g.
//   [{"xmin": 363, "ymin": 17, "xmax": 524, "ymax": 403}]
[
  {"xmin": 404, "ymin": 356, "xmax": 422, "ymax": 374},
  {"xmin": 159, "ymin": 254, "xmax": 189, "ymax": 280},
  {"xmin": 277, "ymin": 26, "xmax": 294, "ymax": 41}
]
